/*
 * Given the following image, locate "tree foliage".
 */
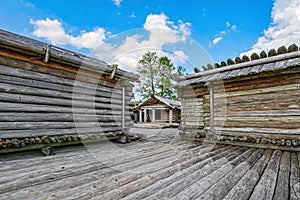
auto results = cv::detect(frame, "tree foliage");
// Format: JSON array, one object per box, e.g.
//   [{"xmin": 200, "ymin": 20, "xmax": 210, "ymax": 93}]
[{"xmin": 136, "ymin": 51, "xmax": 185, "ymax": 100}]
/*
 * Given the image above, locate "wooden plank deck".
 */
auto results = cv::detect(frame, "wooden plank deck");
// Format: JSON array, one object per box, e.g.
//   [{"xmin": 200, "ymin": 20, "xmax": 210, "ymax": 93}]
[{"xmin": 0, "ymin": 128, "xmax": 299, "ymax": 200}]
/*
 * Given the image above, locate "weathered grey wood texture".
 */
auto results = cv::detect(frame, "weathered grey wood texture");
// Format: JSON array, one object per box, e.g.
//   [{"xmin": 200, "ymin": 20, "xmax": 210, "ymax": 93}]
[
  {"xmin": 0, "ymin": 29, "xmax": 138, "ymax": 151},
  {"xmin": 0, "ymin": 128, "xmax": 299, "ymax": 199},
  {"xmin": 177, "ymin": 47, "xmax": 300, "ymax": 151}
]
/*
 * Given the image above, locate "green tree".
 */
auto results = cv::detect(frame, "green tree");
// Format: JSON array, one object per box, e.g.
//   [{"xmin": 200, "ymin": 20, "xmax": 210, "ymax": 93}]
[
  {"xmin": 157, "ymin": 56, "xmax": 174, "ymax": 97},
  {"xmin": 136, "ymin": 51, "xmax": 185, "ymax": 100},
  {"xmin": 136, "ymin": 52, "xmax": 159, "ymax": 98}
]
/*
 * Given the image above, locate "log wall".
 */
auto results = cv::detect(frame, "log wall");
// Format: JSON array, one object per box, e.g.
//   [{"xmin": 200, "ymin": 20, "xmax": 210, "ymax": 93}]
[
  {"xmin": 179, "ymin": 67, "xmax": 300, "ymax": 151},
  {"xmin": 0, "ymin": 30, "xmax": 138, "ymax": 152}
]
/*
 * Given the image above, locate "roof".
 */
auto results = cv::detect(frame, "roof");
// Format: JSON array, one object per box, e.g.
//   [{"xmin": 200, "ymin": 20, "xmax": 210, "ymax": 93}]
[
  {"xmin": 1, "ymin": 128, "xmax": 299, "ymax": 199},
  {"xmin": 137, "ymin": 95, "xmax": 181, "ymax": 109},
  {"xmin": 176, "ymin": 44, "xmax": 300, "ymax": 87},
  {"xmin": 0, "ymin": 29, "xmax": 139, "ymax": 81}
]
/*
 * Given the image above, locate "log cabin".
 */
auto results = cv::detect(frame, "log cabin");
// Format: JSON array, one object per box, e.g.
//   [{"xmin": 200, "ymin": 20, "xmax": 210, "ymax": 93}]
[
  {"xmin": 176, "ymin": 44, "xmax": 300, "ymax": 151},
  {"xmin": 0, "ymin": 30, "xmax": 299, "ymax": 199},
  {"xmin": 0, "ymin": 29, "xmax": 139, "ymax": 153},
  {"xmin": 134, "ymin": 95, "xmax": 181, "ymax": 125}
]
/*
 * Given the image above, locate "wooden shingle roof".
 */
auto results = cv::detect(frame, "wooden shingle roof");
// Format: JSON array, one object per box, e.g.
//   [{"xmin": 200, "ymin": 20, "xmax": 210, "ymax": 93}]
[
  {"xmin": 0, "ymin": 29, "xmax": 139, "ymax": 81},
  {"xmin": 176, "ymin": 44, "xmax": 300, "ymax": 87},
  {"xmin": 137, "ymin": 95, "xmax": 181, "ymax": 109}
]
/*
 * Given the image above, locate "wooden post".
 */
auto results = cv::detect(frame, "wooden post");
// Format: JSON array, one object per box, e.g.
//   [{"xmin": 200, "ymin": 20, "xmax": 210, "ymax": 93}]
[
  {"xmin": 144, "ymin": 109, "xmax": 147, "ymax": 122},
  {"xmin": 169, "ymin": 109, "xmax": 173, "ymax": 124},
  {"xmin": 152, "ymin": 109, "xmax": 155, "ymax": 123},
  {"xmin": 182, "ymin": 98, "xmax": 186, "ymax": 127},
  {"xmin": 209, "ymin": 84, "xmax": 214, "ymax": 130},
  {"xmin": 122, "ymin": 87, "xmax": 125, "ymax": 129},
  {"xmin": 139, "ymin": 110, "xmax": 142, "ymax": 123}
]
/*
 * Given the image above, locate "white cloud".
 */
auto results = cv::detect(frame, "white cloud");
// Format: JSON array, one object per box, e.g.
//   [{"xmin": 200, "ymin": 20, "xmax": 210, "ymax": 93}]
[
  {"xmin": 242, "ymin": 0, "xmax": 300, "ymax": 56},
  {"xmin": 30, "ymin": 18, "xmax": 70, "ymax": 45},
  {"xmin": 212, "ymin": 36, "xmax": 223, "ymax": 45},
  {"xmin": 174, "ymin": 50, "xmax": 189, "ymax": 61},
  {"xmin": 21, "ymin": 0, "xmax": 35, "ymax": 8},
  {"xmin": 112, "ymin": 0, "xmax": 122, "ymax": 7},
  {"xmin": 130, "ymin": 12, "xmax": 136, "ymax": 18},
  {"xmin": 211, "ymin": 21, "xmax": 237, "ymax": 46},
  {"xmin": 30, "ymin": 14, "xmax": 192, "ymax": 72},
  {"xmin": 231, "ymin": 25, "xmax": 237, "ymax": 31},
  {"xmin": 30, "ymin": 18, "xmax": 107, "ymax": 49},
  {"xmin": 171, "ymin": 50, "xmax": 189, "ymax": 66},
  {"xmin": 226, "ymin": 21, "xmax": 230, "ymax": 27}
]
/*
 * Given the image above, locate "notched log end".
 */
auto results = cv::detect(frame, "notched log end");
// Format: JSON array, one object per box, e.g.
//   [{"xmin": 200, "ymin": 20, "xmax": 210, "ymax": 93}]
[{"xmin": 41, "ymin": 146, "xmax": 55, "ymax": 156}]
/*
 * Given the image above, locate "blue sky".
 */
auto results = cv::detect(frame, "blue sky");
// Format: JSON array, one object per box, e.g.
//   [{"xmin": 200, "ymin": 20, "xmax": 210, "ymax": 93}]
[{"xmin": 1, "ymin": 0, "xmax": 299, "ymax": 74}]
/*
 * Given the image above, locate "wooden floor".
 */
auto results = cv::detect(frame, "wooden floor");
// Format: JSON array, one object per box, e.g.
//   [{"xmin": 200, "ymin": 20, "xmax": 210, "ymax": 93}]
[{"xmin": 0, "ymin": 128, "xmax": 299, "ymax": 200}]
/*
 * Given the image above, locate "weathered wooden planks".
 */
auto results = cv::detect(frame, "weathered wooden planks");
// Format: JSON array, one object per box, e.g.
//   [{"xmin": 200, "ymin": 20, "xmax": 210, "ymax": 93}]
[
  {"xmin": 0, "ymin": 126, "xmax": 299, "ymax": 199},
  {"xmin": 0, "ymin": 30, "xmax": 139, "ymax": 152},
  {"xmin": 290, "ymin": 152, "xmax": 300, "ymax": 199},
  {"xmin": 249, "ymin": 150, "xmax": 282, "ymax": 200},
  {"xmin": 273, "ymin": 151, "xmax": 291, "ymax": 200}
]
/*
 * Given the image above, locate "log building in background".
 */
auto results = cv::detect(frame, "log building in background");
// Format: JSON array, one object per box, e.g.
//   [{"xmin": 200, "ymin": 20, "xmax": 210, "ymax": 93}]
[
  {"xmin": 135, "ymin": 95, "xmax": 181, "ymax": 124},
  {"xmin": 176, "ymin": 44, "xmax": 300, "ymax": 151},
  {"xmin": 0, "ymin": 29, "xmax": 139, "ymax": 153}
]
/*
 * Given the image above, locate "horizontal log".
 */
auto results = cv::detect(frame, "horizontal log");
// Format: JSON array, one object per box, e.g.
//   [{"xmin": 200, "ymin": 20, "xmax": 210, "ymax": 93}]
[
  {"xmin": 213, "ymin": 131, "xmax": 300, "ymax": 145},
  {"xmin": 184, "ymin": 122, "xmax": 205, "ymax": 126},
  {"xmin": 184, "ymin": 98, "xmax": 204, "ymax": 103},
  {"xmin": 0, "ymin": 62, "xmax": 134, "ymax": 94},
  {"xmin": 180, "ymin": 72, "xmax": 300, "ymax": 98},
  {"xmin": 214, "ymin": 100, "xmax": 300, "ymax": 112},
  {"xmin": 185, "ymin": 117, "xmax": 204, "ymax": 122},
  {"xmin": 216, "ymin": 88, "xmax": 300, "ymax": 104},
  {"xmin": 0, "ymin": 102, "xmax": 132, "ymax": 115},
  {"xmin": 0, "ymin": 121, "xmax": 134, "ymax": 130},
  {"xmin": 214, "ymin": 116, "xmax": 300, "ymax": 129},
  {"xmin": 0, "ymin": 30, "xmax": 139, "ymax": 80},
  {"xmin": 0, "ymin": 73, "xmax": 133, "ymax": 100},
  {"xmin": 179, "ymin": 69, "xmax": 299, "ymax": 95},
  {"xmin": 178, "ymin": 87, "xmax": 209, "ymax": 96},
  {"xmin": 215, "ymin": 83, "xmax": 300, "ymax": 99},
  {"xmin": 220, "ymin": 110, "xmax": 300, "ymax": 117},
  {"xmin": 0, "ymin": 82, "xmax": 132, "ymax": 104},
  {"xmin": 0, "ymin": 127, "xmax": 125, "ymax": 138},
  {"xmin": 0, "ymin": 113, "xmax": 130, "ymax": 122},
  {"xmin": 0, "ymin": 63, "xmax": 121, "ymax": 92},
  {"xmin": 0, "ymin": 92, "xmax": 132, "ymax": 110},
  {"xmin": 214, "ymin": 120, "xmax": 300, "ymax": 129},
  {"xmin": 214, "ymin": 127, "xmax": 300, "ymax": 135},
  {"xmin": 185, "ymin": 105, "xmax": 203, "ymax": 110},
  {"xmin": 184, "ymin": 113, "xmax": 204, "ymax": 117},
  {"xmin": 216, "ymin": 71, "xmax": 300, "ymax": 93}
]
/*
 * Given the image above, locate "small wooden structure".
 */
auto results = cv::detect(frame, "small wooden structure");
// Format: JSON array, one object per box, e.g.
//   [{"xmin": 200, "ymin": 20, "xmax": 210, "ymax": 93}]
[
  {"xmin": 176, "ymin": 44, "xmax": 300, "ymax": 151},
  {"xmin": 0, "ymin": 29, "xmax": 139, "ymax": 153},
  {"xmin": 135, "ymin": 95, "xmax": 181, "ymax": 124}
]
